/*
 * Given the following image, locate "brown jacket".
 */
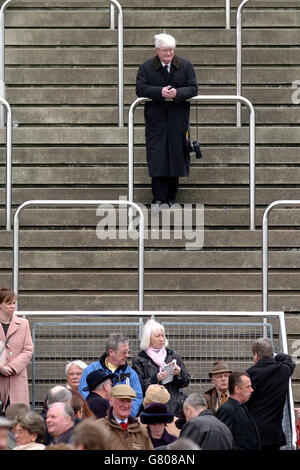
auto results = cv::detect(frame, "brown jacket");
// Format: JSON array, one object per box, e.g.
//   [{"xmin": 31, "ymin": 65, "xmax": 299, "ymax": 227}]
[
  {"xmin": 97, "ymin": 408, "xmax": 154, "ymax": 451},
  {"xmin": 0, "ymin": 314, "xmax": 33, "ymax": 407}
]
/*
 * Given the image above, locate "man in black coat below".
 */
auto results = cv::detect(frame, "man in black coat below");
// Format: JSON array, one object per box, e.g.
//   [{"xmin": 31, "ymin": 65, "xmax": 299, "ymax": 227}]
[
  {"xmin": 179, "ymin": 393, "xmax": 233, "ymax": 450},
  {"xmin": 245, "ymin": 337, "xmax": 295, "ymax": 451},
  {"xmin": 136, "ymin": 32, "xmax": 198, "ymax": 210},
  {"xmin": 83, "ymin": 369, "xmax": 114, "ymax": 419},
  {"xmin": 216, "ymin": 371, "xmax": 261, "ymax": 450}
]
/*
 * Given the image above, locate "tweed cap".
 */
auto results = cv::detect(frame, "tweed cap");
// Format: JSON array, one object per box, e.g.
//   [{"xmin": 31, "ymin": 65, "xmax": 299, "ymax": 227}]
[
  {"xmin": 111, "ymin": 384, "xmax": 136, "ymax": 400},
  {"xmin": 143, "ymin": 384, "xmax": 170, "ymax": 407},
  {"xmin": 209, "ymin": 361, "xmax": 232, "ymax": 378}
]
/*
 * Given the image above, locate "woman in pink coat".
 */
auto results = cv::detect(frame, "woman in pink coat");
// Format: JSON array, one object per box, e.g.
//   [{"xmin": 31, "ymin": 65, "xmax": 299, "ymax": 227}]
[{"xmin": 0, "ymin": 287, "xmax": 33, "ymax": 412}]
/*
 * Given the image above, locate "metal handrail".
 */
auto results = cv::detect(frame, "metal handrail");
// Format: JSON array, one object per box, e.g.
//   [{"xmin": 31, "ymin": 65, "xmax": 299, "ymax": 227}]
[
  {"xmin": 0, "ymin": 0, "xmax": 15, "ymax": 128},
  {"xmin": 0, "ymin": 0, "xmax": 124, "ymax": 128},
  {"xmin": 262, "ymin": 200, "xmax": 300, "ymax": 313},
  {"xmin": 109, "ymin": 0, "xmax": 124, "ymax": 127},
  {"xmin": 13, "ymin": 199, "xmax": 145, "ymax": 311},
  {"xmin": 236, "ymin": 0, "xmax": 250, "ymax": 127},
  {"xmin": 128, "ymin": 94, "xmax": 256, "ymax": 230},
  {"xmin": 0, "ymin": 96, "xmax": 12, "ymax": 230}
]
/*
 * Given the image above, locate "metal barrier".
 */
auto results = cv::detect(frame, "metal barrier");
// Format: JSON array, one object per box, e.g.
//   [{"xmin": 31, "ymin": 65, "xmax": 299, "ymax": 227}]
[
  {"xmin": 13, "ymin": 199, "xmax": 145, "ymax": 311},
  {"xmin": 225, "ymin": 0, "xmax": 231, "ymax": 29},
  {"xmin": 0, "ymin": 0, "xmax": 15, "ymax": 128},
  {"xmin": 0, "ymin": 97, "xmax": 12, "ymax": 231},
  {"xmin": 20, "ymin": 310, "xmax": 296, "ymax": 449},
  {"xmin": 262, "ymin": 200, "xmax": 300, "ymax": 313},
  {"xmin": 108, "ymin": 0, "xmax": 124, "ymax": 127},
  {"xmin": 128, "ymin": 95, "xmax": 256, "ymax": 230},
  {"xmin": 236, "ymin": 0, "xmax": 250, "ymax": 127}
]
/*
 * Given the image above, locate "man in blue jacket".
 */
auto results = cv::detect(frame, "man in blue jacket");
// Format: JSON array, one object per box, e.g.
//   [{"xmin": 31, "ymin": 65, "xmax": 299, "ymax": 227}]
[{"xmin": 79, "ymin": 333, "xmax": 143, "ymax": 417}]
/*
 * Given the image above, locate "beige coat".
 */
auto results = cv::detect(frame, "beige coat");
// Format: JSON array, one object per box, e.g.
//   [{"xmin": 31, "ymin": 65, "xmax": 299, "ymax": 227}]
[{"xmin": 0, "ymin": 314, "xmax": 33, "ymax": 406}]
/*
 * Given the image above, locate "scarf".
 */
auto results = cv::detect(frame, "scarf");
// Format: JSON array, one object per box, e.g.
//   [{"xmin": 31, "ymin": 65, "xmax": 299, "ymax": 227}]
[{"xmin": 146, "ymin": 346, "xmax": 167, "ymax": 371}]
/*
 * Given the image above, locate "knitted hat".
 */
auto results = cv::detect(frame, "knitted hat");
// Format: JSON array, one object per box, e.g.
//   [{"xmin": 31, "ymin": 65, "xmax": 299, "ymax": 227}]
[
  {"xmin": 143, "ymin": 384, "xmax": 170, "ymax": 407},
  {"xmin": 140, "ymin": 403, "xmax": 174, "ymax": 425}
]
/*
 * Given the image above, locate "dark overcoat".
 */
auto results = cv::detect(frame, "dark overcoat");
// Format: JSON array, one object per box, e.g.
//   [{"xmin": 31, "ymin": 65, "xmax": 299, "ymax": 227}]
[
  {"xmin": 136, "ymin": 55, "xmax": 198, "ymax": 177},
  {"xmin": 246, "ymin": 354, "xmax": 295, "ymax": 447},
  {"xmin": 216, "ymin": 397, "xmax": 261, "ymax": 450},
  {"xmin": 132, "ymin": 348, "xmax": 190, "ymax": 417}
]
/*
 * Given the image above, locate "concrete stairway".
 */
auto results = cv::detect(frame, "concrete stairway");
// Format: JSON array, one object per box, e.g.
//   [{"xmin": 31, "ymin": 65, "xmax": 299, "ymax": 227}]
[{"xmin": 0, "ymin": 0, "xmax": 299, "ymax": 406}]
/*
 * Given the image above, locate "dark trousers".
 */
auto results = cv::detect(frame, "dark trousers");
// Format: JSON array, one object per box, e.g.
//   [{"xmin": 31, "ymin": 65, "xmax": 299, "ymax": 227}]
[{"xmin": 151, "ymin": 176, "xmax": 179, "ymax": 204}]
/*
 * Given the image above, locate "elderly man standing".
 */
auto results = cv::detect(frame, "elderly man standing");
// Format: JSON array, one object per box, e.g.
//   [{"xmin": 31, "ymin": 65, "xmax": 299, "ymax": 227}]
[
  {"xmin": 97, "ymin": 384, "xmax": 153, "ymax": 450},
  {"xmin": 136, "ymin": 32, "xmax": 198, "ymax": 210},
  {"xmin": 203, "ymin": 361, "xmax": 232, "ymax": 413},
  {"xmin": 79, "ymin": 333, "xmax": 143, "ymax": 417}
]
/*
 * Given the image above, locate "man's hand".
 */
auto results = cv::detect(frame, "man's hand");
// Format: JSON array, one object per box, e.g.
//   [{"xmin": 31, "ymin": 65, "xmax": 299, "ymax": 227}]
[{"xmin": 162, "ymin": 85, "xmax": 177, "ymax": 99}]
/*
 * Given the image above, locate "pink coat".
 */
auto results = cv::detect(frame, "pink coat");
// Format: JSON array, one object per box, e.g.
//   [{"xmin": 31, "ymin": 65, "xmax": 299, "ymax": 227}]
[{"xmin": 0, "ymin": 314, "xmax": 33, "ymax": 406}]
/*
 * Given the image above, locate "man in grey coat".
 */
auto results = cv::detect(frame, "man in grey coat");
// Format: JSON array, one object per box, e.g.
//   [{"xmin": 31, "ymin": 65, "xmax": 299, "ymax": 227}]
[{"xmin": 179, "ymin": 393, "xmax": 233, "ymax": 450}]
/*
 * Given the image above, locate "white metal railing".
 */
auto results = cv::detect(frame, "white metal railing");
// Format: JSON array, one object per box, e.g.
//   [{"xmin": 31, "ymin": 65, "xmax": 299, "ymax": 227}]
[
  {"xmin": 13, "ymin": 199, "xmax": 145, "ymax": 311},
  {"xmin": 226, "ymin": 0, "xmax": 231, "ymax": 29},
  {"xmin": 236, "ymin": 0, "xmax": 250, "ymax": 127},
  {"xmin": 262, "ymin": 200, "xmax": 300, "ymax": 313},
  {"xmin": 0, "ymin": 0, "xmax": 15, "ymax": 127},
  {"xmin": 128, "ymin": 95, "xmax": 256, "ymax": 230},
  {"xmin": 0, "ymin": 96, "xmax": 12, "ymax": 230},
  {"xmin": 0, "ymin": 0, "xmax": 124, "ymax": 127}
]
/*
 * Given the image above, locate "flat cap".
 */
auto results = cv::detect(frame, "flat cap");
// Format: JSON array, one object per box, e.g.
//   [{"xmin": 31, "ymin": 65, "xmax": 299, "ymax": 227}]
[{"xmin": 111, "ymin": 384, "xmax": 136, "ymax": 400}]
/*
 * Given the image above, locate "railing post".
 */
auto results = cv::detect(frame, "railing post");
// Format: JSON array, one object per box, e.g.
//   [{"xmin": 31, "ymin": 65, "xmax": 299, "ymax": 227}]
[
  {"xmin": 109, "ymin": 0, "xmax": 123, "ymax": 127},
  {"xmin": 262, "ymin": 200, "xmax": 300, "ymax": 313},
  {"xmin": 225, "ymin": 0, "xmax": 231, "ymax": 29},
  {"xmin": 0, "ymin": 0, "xmax": 15, "ymax": 128},
  {"xmin": 13, "ymin": 200, "xmax": 144, "ymax": 311},
  {"xmin": 128, "ymin": 95, "xmax": 256, "ymax": 231},
  {"xmin": 236, "ymin": 0, "xmax": 249, "ymax": 127},
  {"xmin": 0, "ymin": 96, "xmax": 12, "ymax": 230}
]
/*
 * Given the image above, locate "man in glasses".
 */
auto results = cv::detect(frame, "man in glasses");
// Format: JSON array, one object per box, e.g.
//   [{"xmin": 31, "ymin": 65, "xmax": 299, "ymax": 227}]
[
  {"xmin": 79, "ymin": 333, "xmax": 143, "ymax": 417},
  {"xmin": 136, "ymin": 32, "xmax": 198, "ymax": 210}
]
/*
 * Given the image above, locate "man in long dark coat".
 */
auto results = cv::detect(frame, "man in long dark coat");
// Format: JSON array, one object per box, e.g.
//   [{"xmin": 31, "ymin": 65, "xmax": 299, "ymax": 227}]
[
  {"xmin": 136, "ymin": 33, "xmax": 198, "ymax": 209},
  {"xmin": 245, "ymin": 337, "xmax": 295, "ymax": 451}
]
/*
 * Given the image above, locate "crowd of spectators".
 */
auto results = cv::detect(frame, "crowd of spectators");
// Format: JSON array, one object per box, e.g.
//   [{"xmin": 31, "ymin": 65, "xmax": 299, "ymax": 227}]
[{"xmin": 0, "ymin": 308, "xmax": 296, "ymax": 451}]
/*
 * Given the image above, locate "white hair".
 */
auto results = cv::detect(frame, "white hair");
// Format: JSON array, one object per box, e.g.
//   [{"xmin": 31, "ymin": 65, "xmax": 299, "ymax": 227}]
[
  {"xmin": 65, "ymin": 360, "xmax": 88, "ymax": 376},
  {"xmin": 140, "ymin": 319, "xmax": 169, "ymax": 351},
  {"xmin": 154, "ymin": 33, "xmax": 176, "ymax": 50}
]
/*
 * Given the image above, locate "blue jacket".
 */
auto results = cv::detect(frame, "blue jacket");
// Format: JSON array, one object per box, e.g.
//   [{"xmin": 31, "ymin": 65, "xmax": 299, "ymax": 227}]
[{"xmin": 79, "ymin": 353, "xmax": 143, "ymax": 417}]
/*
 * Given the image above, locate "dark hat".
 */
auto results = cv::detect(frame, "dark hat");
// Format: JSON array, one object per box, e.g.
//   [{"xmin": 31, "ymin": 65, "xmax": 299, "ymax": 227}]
[
  {"xmin": 209, "ymin": 361, "xmax": 232, "ymax": 378},
  {"xmin": 140, "ymin": 402, "xmax": 174, "ymax": 425},
  {"xmin": 82, "ymin": 369, "xmax": 114, "ymax": 392}
]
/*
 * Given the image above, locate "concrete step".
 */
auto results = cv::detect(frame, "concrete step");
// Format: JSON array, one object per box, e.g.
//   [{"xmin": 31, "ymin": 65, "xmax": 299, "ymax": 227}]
[
  {"xmin": 5, "ymin": 28, "xmax": 300, "ymax": 47},
  {"xmin": 6, "ymin": 47, "xmax": 300, "ymax": 66},
  {"xmin": 4, "ymin": 165, "xmax": 300, "ymax": 185},
  {"xmin": 6, "ymin": 86, "xmax": 297, "ymax": 106},
  {"xmin": 1, "ymin": 126, "xmax": 299, "ymax": 145},
  {"xmin": 8, "ymin": 105, "xmax": 300, "ymax": 126},
  {"xmin": 5, "ymin": 9, "xmax": 300, "ymax": 28},
  {"xmin": 1, "ymin": 145, "xmax": 298, "ymax": 165},
  {"xmin": 5, "ymin": 66, "xmax": 299, "ymax": 85}
]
